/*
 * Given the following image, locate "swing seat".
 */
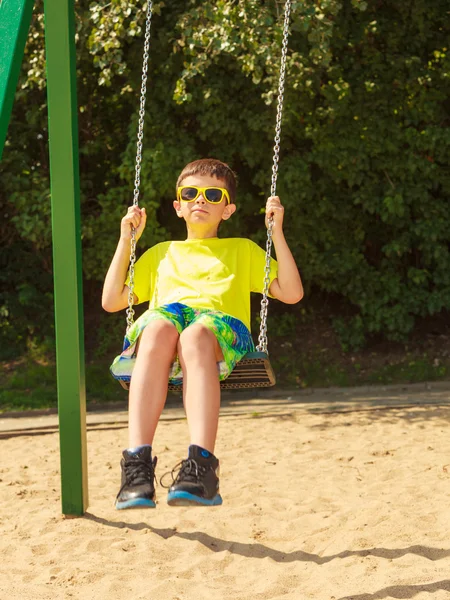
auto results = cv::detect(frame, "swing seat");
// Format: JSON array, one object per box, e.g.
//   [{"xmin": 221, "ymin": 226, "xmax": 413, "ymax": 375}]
[{"xmin": 114, "ymin": 351, "xmax": 276, "ymax": 392}]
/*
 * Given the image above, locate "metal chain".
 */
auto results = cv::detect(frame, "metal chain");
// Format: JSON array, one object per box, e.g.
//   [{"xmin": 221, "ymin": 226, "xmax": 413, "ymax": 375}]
[
  {"xmin": 257, "ymin": 0, "xmax": 292, "ymax": 354},
  {"xmin": 126, "ymin": 1, "xmax": 154, "ymax": 332}
]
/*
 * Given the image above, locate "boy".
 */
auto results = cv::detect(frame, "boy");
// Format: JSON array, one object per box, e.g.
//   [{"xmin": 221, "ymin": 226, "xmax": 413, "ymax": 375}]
[{"xmin": 102, "ymin": 158, "xmax": 303, "ymax": 508}]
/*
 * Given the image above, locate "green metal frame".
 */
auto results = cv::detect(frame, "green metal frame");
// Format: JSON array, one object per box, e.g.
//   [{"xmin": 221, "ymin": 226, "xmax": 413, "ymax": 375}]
[
  {"xmin": 1, "ymin": 0, "xmax": 88, "ymax": 515},
  {"xmin": 43, "ymin": 0, "xmax": 87, "ymax": 516},
  {"xmin": 0, "ymin": 0, "xmax": 35, "ymax": 160}
]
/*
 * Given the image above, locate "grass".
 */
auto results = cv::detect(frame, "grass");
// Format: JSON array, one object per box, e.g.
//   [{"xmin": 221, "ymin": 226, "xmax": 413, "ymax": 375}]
[
  {"xmin": 270, "ymin": 342, "xmax": 450, "ymax": 390},
  {"xmin": 1, "ymin": 361, "xmax": 57, "ymax": 412},
  {"xmin": 365, "ymin": 357, "xmax": 448, "ymax": 385},
  {"xmin": 1, "ymin": 352, "xmax": 449, "ymax": 414},
  {"xmin": 0, "ymin": 359, "xmax": 125, "ymax": 413}
]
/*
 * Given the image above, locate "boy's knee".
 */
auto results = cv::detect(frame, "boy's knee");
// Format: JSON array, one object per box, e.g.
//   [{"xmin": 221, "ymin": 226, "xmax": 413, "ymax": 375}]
[
  {"xmin": 139, "ymin": 320, "xmax": 179, "ymax": 353},
  {"xmin": 182, "ymin": 323, "xmax": 214, "ymax": 341},
  {"xmin": 178, "ymin": 324, "xmax": 218, "ymax": 356}
]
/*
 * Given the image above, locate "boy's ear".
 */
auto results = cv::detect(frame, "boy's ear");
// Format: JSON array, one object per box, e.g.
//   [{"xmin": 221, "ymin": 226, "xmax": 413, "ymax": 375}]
[
  {"xmin": 221, "ymin": 203, "xmax": 236, "ymax": 220},
  {"xmin": 173, "ymin": 199, "xmax": 183, "ymax": 218}
]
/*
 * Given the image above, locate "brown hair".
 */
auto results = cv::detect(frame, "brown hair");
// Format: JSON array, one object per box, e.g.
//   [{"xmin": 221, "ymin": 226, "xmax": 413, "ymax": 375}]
[{"xmin": 176, "ymin": 158, "xmax": 237, "ymax": 204}]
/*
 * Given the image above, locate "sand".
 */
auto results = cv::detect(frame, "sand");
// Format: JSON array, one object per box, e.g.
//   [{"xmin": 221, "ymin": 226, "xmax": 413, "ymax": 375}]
[{"xmin": 1, "ymin": 383, "xmax": 450, "ymax": 600}]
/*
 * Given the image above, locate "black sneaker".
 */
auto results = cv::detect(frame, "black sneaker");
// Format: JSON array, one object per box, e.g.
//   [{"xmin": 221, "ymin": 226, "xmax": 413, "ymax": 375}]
[
  {"xmin": 115, "ymin": 446, "xmax": 157, "ymax": 509},
  {"xmin": 165, "ymin": 445, "xmax": 223, "ymax": 506}
]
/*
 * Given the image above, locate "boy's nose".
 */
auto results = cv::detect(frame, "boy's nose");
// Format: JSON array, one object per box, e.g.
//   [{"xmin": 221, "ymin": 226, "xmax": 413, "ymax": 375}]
[{"xmin": 196, "ymin": 194, "xmax": 206, "ymax": 204}]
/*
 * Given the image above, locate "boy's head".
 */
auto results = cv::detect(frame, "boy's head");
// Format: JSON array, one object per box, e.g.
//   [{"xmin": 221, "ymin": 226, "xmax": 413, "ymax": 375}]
[{"xmin": 176, "ymin": 158, "xmax": 237, "ymax": 204}]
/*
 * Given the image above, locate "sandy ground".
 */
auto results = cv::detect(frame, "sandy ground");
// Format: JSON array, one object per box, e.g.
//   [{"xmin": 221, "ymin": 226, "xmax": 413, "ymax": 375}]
[{"xmin": 1, "ymin": 383, "xmax": 450, "ymax": 600}]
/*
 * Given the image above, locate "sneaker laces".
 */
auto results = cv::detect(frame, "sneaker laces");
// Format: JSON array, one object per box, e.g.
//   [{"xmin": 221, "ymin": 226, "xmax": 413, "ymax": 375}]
[
  {"xmin": 160, "ymin": 458, "xmax": 207, "ymax": 489},
  {"xmin": 123, "ymin": 456, "xmax": 157, "ymax": 487}
]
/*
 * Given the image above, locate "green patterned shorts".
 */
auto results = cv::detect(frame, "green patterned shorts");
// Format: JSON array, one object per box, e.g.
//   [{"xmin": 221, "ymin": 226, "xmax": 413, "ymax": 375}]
[{"xmin": 110, "ymin": 302, "xmax": 255, "ymax": 386}]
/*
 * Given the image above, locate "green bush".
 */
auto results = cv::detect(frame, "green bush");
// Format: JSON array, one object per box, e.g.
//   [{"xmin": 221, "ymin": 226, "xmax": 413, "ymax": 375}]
[{"xmin": 1, "ymin": 0, "xmax": 450, "ymax": 359}]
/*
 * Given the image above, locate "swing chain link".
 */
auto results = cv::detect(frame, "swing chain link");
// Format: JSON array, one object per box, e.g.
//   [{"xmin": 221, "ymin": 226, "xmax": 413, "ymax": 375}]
[
  {"xmin": 256, "ymin": 0, "xmax": 291, "ymax": 354},
  {"xmin": 126, "ymin": 1, "xmax": 154, "ymax": 332},
  {"xmin": 256, "ymin": 218, "xmax": 274, "ymax": 354}
]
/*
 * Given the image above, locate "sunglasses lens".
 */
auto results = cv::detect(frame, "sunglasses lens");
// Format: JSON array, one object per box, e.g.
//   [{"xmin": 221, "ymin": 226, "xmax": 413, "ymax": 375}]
[
  {"xmin": 205, "ymin": 188, "xmax": 224, "ymax": 203},
  {"xmin": 180, "ymin": 187, "xmax": 198, "ymax": 201}
]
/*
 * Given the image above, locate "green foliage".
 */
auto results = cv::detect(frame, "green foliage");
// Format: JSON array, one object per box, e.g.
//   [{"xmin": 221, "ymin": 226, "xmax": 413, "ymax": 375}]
[{"xmin": 1, "ymin": 0, "xmax": 450, "ymax": 360}]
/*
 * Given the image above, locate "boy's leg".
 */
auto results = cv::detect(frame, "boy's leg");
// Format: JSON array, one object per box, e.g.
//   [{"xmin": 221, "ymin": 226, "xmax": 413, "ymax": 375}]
[
  {"xmin": 128, "ymin": 319, "xmax": 179, "ymax": 447},
  {"xmin": 116, "ymin": 319, "xmax": 179, "ymax": 509},
  {"xmin": 176, "ymin": 323, "xmax": 223, "ymax": 453},
  {"xmin": 166, "ymin": 324, "xmax": 222, "ymax": 506}
]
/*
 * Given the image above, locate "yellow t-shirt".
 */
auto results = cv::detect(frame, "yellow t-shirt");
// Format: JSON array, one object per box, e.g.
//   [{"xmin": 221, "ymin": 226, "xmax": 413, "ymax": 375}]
[{"xmin": 126, "ymin": 237, "xmax": 278, "ymax": 331}]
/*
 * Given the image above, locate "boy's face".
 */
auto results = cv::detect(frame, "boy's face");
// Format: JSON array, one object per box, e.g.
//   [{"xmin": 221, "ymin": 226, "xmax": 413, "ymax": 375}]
[{"xmin": 173, "ymin": 174, "xmax": 236, "ymax": 237}]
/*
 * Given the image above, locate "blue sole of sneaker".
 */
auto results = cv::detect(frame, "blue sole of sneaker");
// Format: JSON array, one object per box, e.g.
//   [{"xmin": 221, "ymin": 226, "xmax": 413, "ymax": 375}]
[
  {"xmin": 115, "ymin": 497, "xmax": 156, "ymax": 510},
  {"xmin": 167, "ymin": 491, "xmax": 223, "ymax": 506}
]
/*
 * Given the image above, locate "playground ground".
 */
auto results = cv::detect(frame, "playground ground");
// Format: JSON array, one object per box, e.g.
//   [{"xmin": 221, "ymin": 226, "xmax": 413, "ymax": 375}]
[{"xmin": 1, "ymin": 382, "xmax": 450, "ymax": 600}]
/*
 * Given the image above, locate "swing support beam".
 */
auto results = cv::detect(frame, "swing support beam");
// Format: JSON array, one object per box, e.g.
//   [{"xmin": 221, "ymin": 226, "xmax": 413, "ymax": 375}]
[
  {"xmin": 43, "ymin": 0, "xmax": 88, "ymax": 515},
  {"xmin": 0, "ymin": 0, "xmax": 35, "ymax": 160}
]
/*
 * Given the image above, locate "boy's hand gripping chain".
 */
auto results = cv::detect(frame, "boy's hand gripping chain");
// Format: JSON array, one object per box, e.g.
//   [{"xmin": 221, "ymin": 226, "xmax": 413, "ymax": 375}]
[
  {"xmin": 126, "ymin": 1, "xmax": 154, "ymax": 332},
  {"xmin": 256, "ymin": 0, "xmax": 292, "ymax": 354}
]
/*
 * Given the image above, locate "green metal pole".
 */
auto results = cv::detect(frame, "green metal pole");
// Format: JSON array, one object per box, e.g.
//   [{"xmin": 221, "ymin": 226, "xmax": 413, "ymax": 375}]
[
  {"xmin": 44, "ymin": 0, "xmax": 88, "ymax": 515},
  {"xmin": 0, "ymin": 0, "xmax": 35, "ymax": 161}
]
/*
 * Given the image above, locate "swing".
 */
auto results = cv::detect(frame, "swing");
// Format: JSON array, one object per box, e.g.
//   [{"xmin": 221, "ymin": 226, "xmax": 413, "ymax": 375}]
[{"xmin": 113, "ymin": 0, "xmax": 292, "ymax": 391}]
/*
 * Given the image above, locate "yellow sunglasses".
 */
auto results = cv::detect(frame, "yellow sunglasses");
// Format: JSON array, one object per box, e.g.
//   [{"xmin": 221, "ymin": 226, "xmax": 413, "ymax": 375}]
[{"xmin": 177, "ymin": 186, "xmax": 231, "ymax": 205}]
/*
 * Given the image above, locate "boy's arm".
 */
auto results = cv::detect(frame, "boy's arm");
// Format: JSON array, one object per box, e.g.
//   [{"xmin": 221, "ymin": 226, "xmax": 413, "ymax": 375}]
[
  {"xmin": 265, "ymin": 197, "xmax": 304, "ymax": 304},
  {"xmin": 102, "ymin": 206, "xmax": 146, "ymax": 312}
]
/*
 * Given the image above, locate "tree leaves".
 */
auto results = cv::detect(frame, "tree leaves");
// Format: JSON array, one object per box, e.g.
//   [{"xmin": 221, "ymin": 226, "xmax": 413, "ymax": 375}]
[{"xmin": 1, "ymin": 0, "xmax": 450, "ymax": 353}]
